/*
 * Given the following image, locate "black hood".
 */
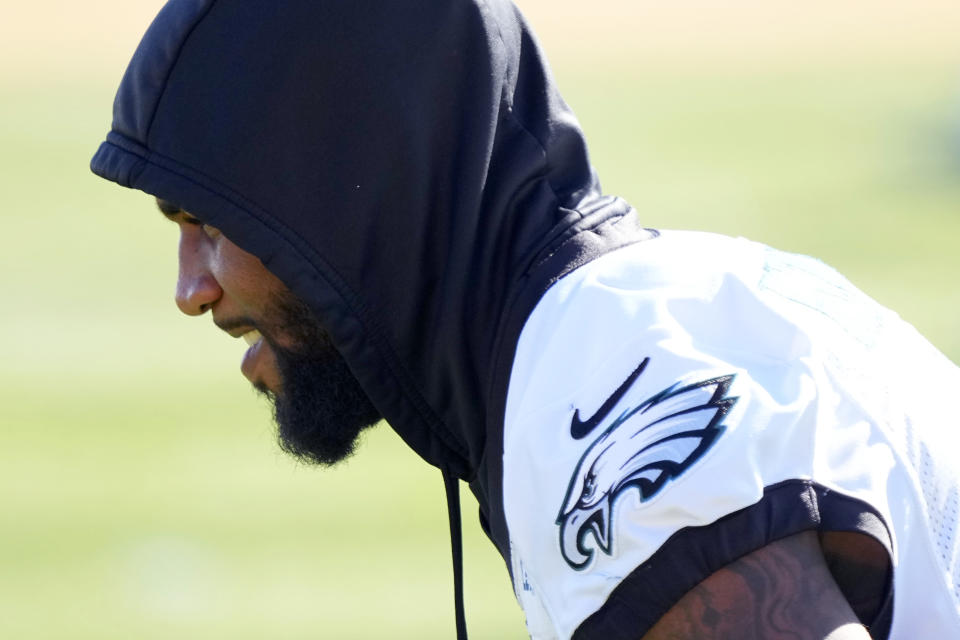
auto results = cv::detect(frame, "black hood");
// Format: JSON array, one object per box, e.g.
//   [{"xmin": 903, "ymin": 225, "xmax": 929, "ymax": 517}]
[{"xmin": 91, "ymin": 0, "xmax": 646, "ymax": 556}]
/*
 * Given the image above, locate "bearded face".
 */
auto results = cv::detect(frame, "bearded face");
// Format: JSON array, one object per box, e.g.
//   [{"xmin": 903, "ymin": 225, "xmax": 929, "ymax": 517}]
[{"xmin": 162, "ymin": 200, "xmax": 381, "ymax": 466}]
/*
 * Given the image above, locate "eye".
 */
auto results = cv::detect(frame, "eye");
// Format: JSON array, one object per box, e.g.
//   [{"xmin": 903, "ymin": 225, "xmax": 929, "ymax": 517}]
[
  {"xmin": 581, "ymin": 475, "xmax": 596, "ymax": 501},
  {"xmin": 201, "ymin": 224, "xmax": 222, "ymax": 239}
]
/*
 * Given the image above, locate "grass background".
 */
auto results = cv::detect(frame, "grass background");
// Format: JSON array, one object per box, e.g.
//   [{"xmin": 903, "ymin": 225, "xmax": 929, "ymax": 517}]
[{"xmin": 2, "ymin": 1, "xmax": 959, "ymax": 638}]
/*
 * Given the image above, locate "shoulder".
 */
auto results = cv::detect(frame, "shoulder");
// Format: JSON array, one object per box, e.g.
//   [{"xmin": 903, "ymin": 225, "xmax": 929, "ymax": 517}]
[{"xmin": 501, "ymin": 232, "xmax": 905, "ymax": 638}]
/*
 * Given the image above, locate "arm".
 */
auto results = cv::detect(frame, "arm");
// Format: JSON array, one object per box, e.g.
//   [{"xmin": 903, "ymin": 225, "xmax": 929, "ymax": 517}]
[{"xmin": 642, "ymin": 531, "xmax": 870, "ymax": 640}]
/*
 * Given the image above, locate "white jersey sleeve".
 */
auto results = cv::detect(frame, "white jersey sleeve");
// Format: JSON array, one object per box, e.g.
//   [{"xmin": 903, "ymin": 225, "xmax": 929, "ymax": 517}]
[{"xmin": 502, "ymin": 230, "xmax": 960, "ymax": 639}]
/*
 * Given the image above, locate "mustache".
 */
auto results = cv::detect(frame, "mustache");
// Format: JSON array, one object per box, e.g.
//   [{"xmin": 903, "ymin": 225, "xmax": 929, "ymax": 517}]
[
  {"xmin": 214, "ymin": 317, "xmax": 260, "ymax": 334},
  {"xmin": 212, "ymin": 291, "xmax": 336, "ymax": 357}
]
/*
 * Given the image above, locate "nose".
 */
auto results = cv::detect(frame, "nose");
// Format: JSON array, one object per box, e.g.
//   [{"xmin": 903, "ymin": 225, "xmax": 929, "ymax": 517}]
[{"xmin": 175, "ymin": 230, "xmax": 222, "ymax": 316}]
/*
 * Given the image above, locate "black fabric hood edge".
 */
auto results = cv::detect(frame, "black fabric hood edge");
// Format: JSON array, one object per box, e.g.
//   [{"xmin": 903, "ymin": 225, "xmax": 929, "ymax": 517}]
[{"xmin": 90, "ymin": 0, "xmax": 651, "ymax": 560}]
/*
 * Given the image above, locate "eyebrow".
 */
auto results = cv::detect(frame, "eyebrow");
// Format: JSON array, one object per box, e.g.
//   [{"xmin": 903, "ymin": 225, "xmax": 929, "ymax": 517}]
[
  {"xmin": 156, "ymin": 198, "xmax": 204, "ymax": 225},
  {"xmin": 156, "ymin": 197, "xmax": 183, "ymax": 217}
]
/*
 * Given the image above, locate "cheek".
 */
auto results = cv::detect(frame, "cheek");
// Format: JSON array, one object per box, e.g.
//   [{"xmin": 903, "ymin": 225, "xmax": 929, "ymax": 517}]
[{"xmin": 214, "ymin": 239, "xmax": 287, "ymax": 308}]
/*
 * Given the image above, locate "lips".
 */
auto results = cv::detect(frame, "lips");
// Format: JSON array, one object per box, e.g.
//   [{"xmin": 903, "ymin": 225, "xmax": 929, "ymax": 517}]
[
  {"xmin": 233, "ymin": 327, "xmax": 282, "ymax": 392},
  {"xmin": 240, "ymin": 329, "xmax": 266, "ymax": 384}
]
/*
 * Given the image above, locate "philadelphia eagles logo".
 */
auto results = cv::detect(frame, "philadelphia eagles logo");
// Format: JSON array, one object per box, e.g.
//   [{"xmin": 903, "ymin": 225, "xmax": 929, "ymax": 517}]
[{"xmin": 556, "ymin": 359, "xmax": 737, "ymax": 570}]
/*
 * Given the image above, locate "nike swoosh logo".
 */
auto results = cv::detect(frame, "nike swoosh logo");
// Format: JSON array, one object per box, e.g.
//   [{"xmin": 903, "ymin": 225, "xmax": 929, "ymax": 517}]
[{"xmin": 570, "ymin": 358, "xmax": 650, "ymax": 439}]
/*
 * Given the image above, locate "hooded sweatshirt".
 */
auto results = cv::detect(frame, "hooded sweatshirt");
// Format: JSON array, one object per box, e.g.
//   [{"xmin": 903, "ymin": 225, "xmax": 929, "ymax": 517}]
[
  {"xmin": 90, "ymin": 0, "xmax": 647, "ymax": 630},
  {"xmin": 92, "ymin": 1, "xmax": 960, "ymax": 639}
]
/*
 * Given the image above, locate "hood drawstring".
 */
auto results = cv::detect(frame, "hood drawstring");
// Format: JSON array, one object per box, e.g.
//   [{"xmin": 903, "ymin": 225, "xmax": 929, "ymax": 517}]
[{"xmin": 442, "ymin": 469, "xmax": 468, "ymax": 640}]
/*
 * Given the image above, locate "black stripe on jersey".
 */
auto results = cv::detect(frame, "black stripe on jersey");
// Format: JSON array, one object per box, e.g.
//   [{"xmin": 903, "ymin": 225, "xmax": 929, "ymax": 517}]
[{"xmin": 572, "ymin": 479, "xmax": 894, "ymax": 640}]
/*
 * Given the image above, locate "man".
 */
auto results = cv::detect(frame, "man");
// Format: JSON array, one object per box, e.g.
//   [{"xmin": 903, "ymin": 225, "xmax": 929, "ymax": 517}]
[{"xmin": 91, "ymin": 1, "xmax": 960, "ymax": 638}]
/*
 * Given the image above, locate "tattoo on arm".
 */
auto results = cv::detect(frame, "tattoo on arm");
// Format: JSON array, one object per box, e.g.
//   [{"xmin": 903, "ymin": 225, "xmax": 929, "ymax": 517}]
[{"xmin": 642, "ymin": 531, "xmax": 872, "ymax": 640}]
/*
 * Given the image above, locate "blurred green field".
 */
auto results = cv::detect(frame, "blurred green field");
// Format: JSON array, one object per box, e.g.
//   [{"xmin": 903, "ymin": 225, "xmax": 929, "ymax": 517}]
[{"xmin": 2, "ymin": 1, "xmax": 959, "ymax": 638}]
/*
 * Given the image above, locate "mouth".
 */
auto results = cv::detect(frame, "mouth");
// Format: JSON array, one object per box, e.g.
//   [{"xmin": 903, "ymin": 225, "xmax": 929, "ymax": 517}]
[{"xmin": 240, "ymin": 329, "xmax": 270, "ymax": 387}]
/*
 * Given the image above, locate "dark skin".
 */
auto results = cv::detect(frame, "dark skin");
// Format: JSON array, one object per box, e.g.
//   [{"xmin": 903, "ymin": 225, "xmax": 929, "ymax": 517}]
[
  {"xmin": 157, "ymin": 199, "xmax": 382, "ymax": 465},
  {"xmin": 158, "ymin": 201, "xmax": 288, "ymax": 392},
  {"xmin": 157, "ymin": 201, "xmax": 888, "ymax": 638},
  {"xmin": 642, "ymin": 531, "xmax": 872, "ymax": 640}
]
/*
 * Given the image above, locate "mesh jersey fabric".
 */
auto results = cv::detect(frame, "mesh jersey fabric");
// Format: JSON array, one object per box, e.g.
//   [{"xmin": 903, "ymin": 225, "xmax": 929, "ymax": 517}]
[{"xmin": 503, "ymin": 230, "xmax": 960, "ymax": 639}]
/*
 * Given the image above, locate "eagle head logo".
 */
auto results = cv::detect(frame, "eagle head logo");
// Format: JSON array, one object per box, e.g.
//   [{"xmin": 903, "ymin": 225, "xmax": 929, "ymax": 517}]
[{"xmin": 556, "ymin": 368, "xmax": 737, "ymax": 570}]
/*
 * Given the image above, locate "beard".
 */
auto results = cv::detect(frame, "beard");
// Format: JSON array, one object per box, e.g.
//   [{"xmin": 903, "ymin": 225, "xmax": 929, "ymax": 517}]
[{"xmin": 256, "ymin": 292, "xmax": 382, "ymax": 466}]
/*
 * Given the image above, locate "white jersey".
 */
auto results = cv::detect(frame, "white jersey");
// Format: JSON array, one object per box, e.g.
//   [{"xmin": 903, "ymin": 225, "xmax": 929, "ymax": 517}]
[{"xmin": 502, "ymin": 230, "xmax": 960, "ymax": 639}]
